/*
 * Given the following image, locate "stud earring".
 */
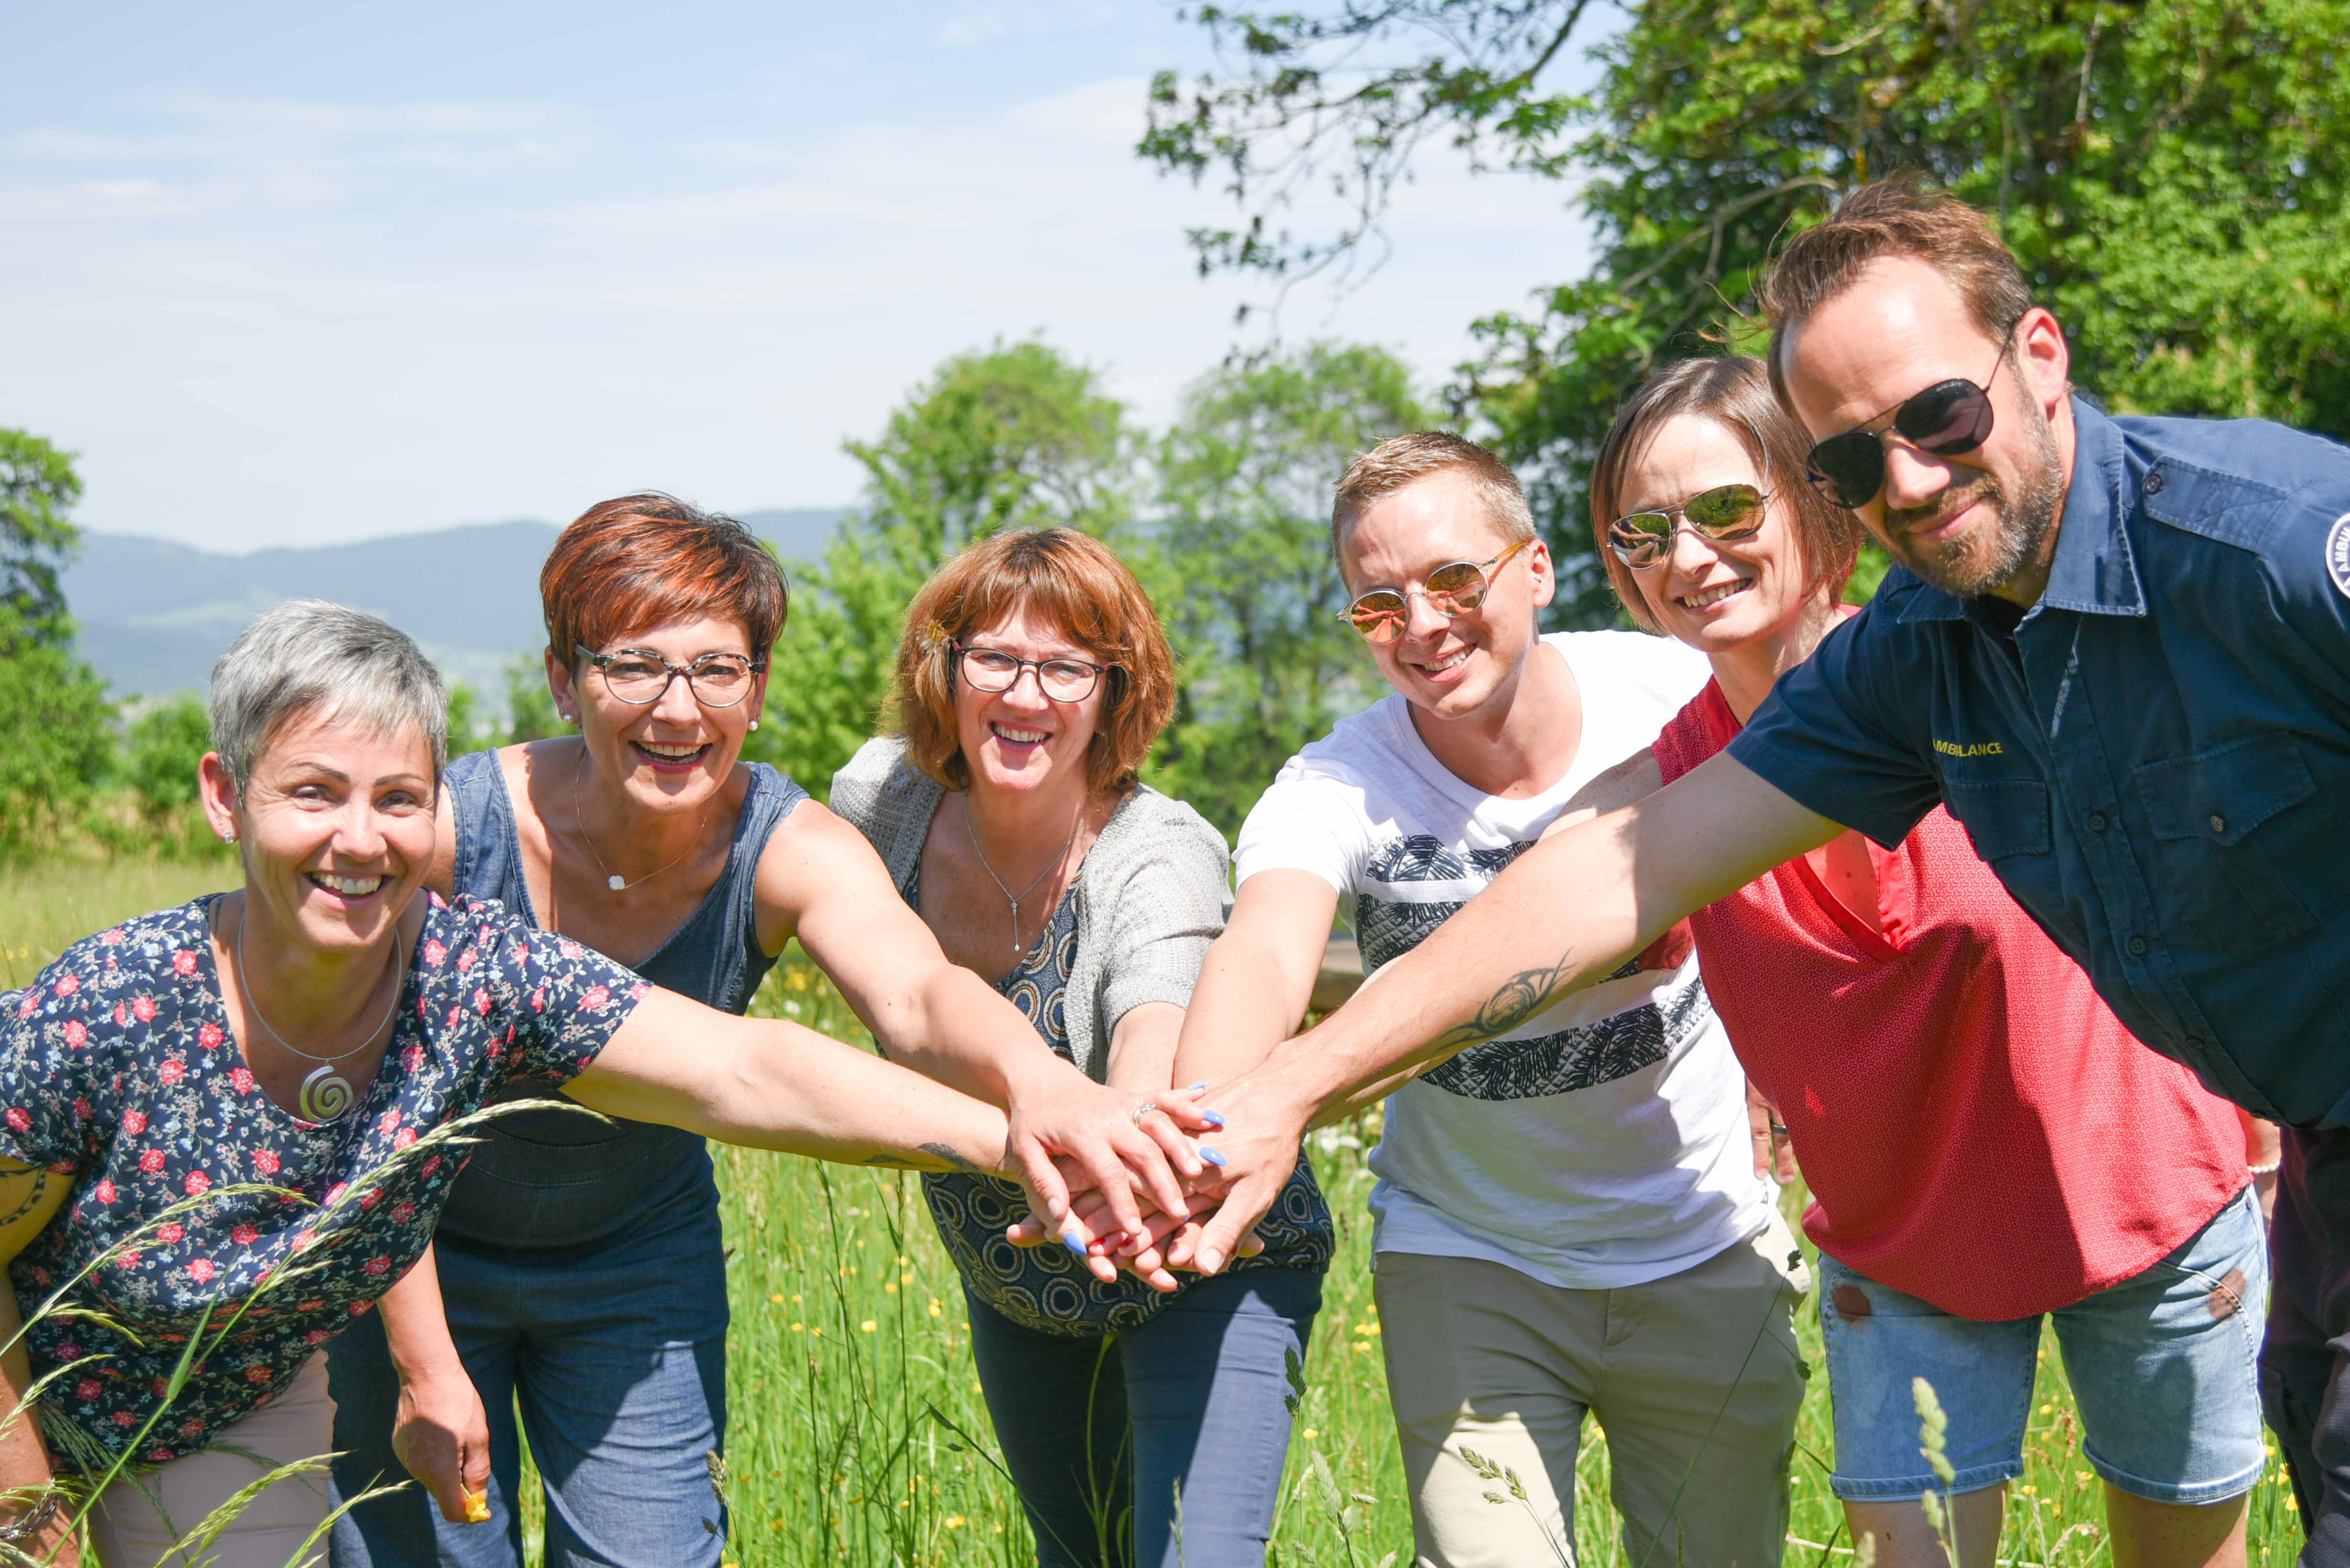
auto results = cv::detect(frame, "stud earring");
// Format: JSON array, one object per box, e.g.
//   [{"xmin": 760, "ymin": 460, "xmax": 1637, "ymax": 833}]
[
  {"xmin": 222, "ymin": 831, "xmax": 236, "ymax": 844},
  {"xmin": 748, "ymin": 719, "xmax": 761, "ymax": 732}
]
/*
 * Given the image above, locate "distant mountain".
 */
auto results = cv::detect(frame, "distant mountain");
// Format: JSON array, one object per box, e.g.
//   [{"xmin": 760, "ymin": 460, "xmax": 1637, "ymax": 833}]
[{"xmin": 63, "ymin": 507, "xmax": 851, "ymax": 701}]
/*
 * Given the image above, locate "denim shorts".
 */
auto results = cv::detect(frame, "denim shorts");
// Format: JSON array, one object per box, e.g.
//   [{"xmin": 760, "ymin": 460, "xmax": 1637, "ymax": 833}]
[{"xmin": 1817, "ymin": 1186, "xmax": 2268, "ymax": 1505}]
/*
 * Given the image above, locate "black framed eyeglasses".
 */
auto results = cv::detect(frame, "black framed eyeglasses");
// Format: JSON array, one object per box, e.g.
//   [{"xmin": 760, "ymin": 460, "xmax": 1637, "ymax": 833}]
[
  {"xmin": 1803, "ymin": 343, "xmax": 2010, "ymax": 510},
  {"xmin": 574, "ymin": 643, "xmax": 767, "ymax": 708},
  {"xmin": 1340, "ymin": 538, "xmax": 1534, "ymax": 645},
  {"xmin": 953, "ymin": 642, "xmax": 1113, "ymax": 702},
  {"xmin": 1607, "ymin": 484, "xmax": 1772, "ymax": 568}
]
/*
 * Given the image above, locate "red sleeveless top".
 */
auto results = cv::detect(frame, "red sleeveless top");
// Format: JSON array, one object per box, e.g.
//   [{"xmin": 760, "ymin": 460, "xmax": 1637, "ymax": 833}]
[{"xmin": 1655, "ymin": 677, "xmax": 2244, "ymax": 1318}]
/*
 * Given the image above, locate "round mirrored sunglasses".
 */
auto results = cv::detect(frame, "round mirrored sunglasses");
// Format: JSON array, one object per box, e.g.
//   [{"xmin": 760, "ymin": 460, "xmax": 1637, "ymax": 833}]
[
  {"xmin": 1607, "ymin": 484, "xmax": 1771, "ymax": 569},
  {"xmin": 1342, "ymin": 538, "xmax": 1534, "ymax": 645}
]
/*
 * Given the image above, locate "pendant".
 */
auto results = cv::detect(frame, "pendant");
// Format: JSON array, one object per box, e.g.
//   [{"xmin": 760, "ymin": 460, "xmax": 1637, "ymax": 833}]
[
  {"xmin": 298, "ymin": 1064, "xmax": 356, "ymax": 1123},
  {"xmin": 607, "ymin": 874, "xmax": 628, "ymax": 892}
]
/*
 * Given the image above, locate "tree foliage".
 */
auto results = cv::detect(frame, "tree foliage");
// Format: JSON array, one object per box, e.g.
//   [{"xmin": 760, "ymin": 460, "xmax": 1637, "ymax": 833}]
[
  {"xmin": 1144, "ymin": 0, "xmax": 2350, "ymax": 621},
  {"xmin": 760, "ymin": 341, "xmax": 1142, "ymax": 801},
  {"xmin": 0, "ymin": 429, "xmax": 85, "ymax": 646},
  {"xmin": 1145, "ymin": 343, "xmax": 1428, "ymax": 833},
  {"xmin": 0, "ymin": 430, "xmax": 111, "ymax": 858}
]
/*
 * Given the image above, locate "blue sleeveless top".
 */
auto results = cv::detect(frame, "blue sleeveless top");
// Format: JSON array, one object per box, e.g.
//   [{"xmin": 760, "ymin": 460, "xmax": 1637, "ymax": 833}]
[{"xmin": 432, "ymin": 748, "xmax": 807, "ymax": 1252}]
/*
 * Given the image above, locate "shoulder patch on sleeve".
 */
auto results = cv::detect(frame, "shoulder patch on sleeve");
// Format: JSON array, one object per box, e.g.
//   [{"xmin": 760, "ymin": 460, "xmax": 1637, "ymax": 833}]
[{"xmin": 2327, "ymin": 512, "xmax": 2350, "ymax": 602}]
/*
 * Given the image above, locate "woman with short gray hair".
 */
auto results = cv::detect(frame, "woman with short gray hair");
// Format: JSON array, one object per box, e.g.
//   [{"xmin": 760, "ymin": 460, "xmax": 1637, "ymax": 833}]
[{"xmin": 0, "ymin": 600, "xmax": 1103, "ymax": 1568}]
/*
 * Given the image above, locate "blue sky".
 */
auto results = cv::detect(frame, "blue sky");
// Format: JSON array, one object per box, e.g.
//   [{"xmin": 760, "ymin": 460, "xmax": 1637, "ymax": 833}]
[{"xmin": 4, "ymin": 1, "xmax": 1601, "ymax": 550}]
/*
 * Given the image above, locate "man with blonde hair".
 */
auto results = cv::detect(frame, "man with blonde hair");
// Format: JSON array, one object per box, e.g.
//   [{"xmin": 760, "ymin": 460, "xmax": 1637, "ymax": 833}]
[{"xmin": 1172, "ymin": 431, "xmax": 1806, "ymax": 1567}]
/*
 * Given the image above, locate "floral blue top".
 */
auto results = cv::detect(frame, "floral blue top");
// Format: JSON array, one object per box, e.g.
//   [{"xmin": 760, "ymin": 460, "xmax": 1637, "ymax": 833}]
[{"xmin": 0, "ymin": 893, "xmax": 645, "ymax": 1468}]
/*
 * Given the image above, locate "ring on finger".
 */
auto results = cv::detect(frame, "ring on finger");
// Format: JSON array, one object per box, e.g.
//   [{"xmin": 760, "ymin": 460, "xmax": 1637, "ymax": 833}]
[
  {"xmin": 1130, "ymin": 1099, "xmax": 1159, "ymax": 1125},
  {"xmin": 1768, "ymin": 1121, "xmax": 1790, "ymax": 1137}
]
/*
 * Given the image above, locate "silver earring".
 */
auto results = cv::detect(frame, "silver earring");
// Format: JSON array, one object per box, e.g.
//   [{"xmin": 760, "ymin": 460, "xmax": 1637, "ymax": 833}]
[{"xmin": 222, "ymin": 831, "xmax": 236, "ymax": 844}]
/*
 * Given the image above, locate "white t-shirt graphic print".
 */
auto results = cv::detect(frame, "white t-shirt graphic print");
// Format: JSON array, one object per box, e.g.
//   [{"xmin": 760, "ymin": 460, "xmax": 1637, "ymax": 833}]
[{"xmin": 1234, "ymin": 631, "xmax": 1771, "ymax": 1288}]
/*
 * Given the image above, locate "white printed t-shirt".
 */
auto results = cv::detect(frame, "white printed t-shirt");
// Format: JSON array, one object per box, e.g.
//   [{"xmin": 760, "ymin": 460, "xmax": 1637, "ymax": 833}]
[{"xmin": 1233, "ymin": 630, "xmax": 1772, "ymax": 1289}]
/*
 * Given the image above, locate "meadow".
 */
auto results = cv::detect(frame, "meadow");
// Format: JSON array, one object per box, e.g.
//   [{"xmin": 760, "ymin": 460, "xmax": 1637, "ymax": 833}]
[{"xmin": 0, "ymin": 858, "xmax": 2312, "ymax": 1566}]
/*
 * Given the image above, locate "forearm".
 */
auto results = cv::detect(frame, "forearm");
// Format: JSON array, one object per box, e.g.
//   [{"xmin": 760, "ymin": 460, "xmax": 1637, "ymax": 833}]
[
  {"xmin": 1261, "ymin": 762, "xmax": 1835, "ymax": 1123},
  {"xmin": 1104, "ymin": 1002, "xmax": 1184, "ymax": 1098},
  {"xmin": 573, "ymin": 1012, "xmax": 1010, "ymax": 1176},
  {"xmin": 377, "ymin": 1245, "xmax": 468, "ymax": 1386},
  {"xmin": 873, "ymin": 963, "xmax": 1070, "ymax": 1108},
  {"xmin": 1259, "ymin": 815, "xmax": 1656, "ymax": 1123},
  {"xmin": 0, "ymin": 1282, "xmax": 63, "ymax": 1551},
  {"xmin": 1174, "ymin": 938, "xmax": 1313, "ymax": 1088}
]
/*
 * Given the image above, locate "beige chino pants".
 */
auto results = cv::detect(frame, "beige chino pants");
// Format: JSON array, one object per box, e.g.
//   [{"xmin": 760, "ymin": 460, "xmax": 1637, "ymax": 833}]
[
  {"xmin": 89, "ymin": 1354, "xmax": 336, "ymax": 1568},
  {"xmin": 1376, "ymin": 1210, "xmax": 1810, "ymax": 1568}
]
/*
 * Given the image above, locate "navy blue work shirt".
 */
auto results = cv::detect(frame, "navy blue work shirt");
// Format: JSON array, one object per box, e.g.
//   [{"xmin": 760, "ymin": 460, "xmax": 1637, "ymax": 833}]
[{"xmin": 1730, "ymin": 398, "xmax": 2350, "ymax": 1127}]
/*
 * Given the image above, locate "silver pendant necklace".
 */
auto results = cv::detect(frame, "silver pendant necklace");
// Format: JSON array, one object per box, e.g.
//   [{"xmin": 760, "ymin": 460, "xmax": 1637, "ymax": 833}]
[
  {"xmin": 573, "ymin": 754, "xmax": 707, "ymax": 893},
  {"xmin": 964, "ymin": 796, "xmax": 1087, "ymax": 961},
  {"xmin": 235, "ymin": 906, "xmax": 406, "ymax": 1124}
]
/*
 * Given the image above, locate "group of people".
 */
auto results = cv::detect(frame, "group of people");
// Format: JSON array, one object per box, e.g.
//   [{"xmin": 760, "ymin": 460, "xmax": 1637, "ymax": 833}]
[{"xmin": 0, "ymin": 176, "xmax": 2341, "ymax": 1568}]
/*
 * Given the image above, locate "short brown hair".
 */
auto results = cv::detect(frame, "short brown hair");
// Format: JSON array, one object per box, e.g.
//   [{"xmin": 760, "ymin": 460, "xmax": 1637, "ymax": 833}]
[
  {"xmin": 1330, "ymin": 432, "xmax": 1535, "ymax": 572},
  {"xmin": 1588, "ymin": 356, "xmax": 1865, "ymax": 633},
  {"xmin": 1761, "ymin": 178, "xmax": 2034, "ymax": 403},
  {"xmin": 892, "ymin": 528, "xmax": 1176, "ymax": 796},
  {"xmin": 542, "ymin": 493, "xmax": 789, "ymax": 666}
]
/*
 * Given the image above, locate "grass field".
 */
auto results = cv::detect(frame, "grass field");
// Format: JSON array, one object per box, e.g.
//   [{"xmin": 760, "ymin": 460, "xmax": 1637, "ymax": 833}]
[{"xmin": 0, "ymin": 858, "xmax": 2313, "ymax": 1565}]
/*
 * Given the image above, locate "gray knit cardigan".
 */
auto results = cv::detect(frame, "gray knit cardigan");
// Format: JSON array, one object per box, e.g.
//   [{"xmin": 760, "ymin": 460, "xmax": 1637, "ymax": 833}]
[{"xmin": 829, "ymin": 736, "xmax": 1234, "ymax": 1084}]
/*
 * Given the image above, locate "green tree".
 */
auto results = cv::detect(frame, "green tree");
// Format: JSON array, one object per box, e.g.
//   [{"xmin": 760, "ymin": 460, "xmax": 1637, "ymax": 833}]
[
  {"xmin": 500, "ymin": 654, "xmax": 565, "ymax": 746},
  {"xmin": 762, "ymin": 340, "xmax": 1142, "ymax": 800},
  {"xmin": 1144, "ymin": 0, "xmax": 2350, "ymax": 618},
  {"xmin": 0, "ymin": 429, "xmax": 85, "ymax": 642},
  {"xmin": 0, "ymin": 430, "xmax": 111, "ymax": 858},
  {"xmin": 121, "ymin": 695, "xmax": 230, "ymax": 856},
  {"xmin": 1144, "ymin": 343, "xmax": 1429, "ymax": 834}
]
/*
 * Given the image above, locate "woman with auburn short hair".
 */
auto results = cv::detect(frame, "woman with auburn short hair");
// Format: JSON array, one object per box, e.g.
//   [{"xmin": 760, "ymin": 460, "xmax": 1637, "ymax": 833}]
[
  {"xmin": 1571, "ymin": 356, "xmax": 2273, "ymax": 1568},
  {"xmin": 327, "ymin": 498, "xmax": 1213, "ymax": 1568},
  {"xmin": 831, "ymin": 527, "xmax": 1334, "ymax": 1568}
]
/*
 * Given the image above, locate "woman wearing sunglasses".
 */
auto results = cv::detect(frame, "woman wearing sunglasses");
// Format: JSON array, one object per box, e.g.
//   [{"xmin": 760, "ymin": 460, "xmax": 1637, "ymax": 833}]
[
  {"xmin": 328, "ymin": 498, "xmax": 1214, "ymax": 1568},
  {"xmin": 830, "ymin": 526, "xmax": 1333, "ymax": 1568},
  {"xmin": 1579, "ymin": 356, "xmax": 2272, "ymax": 1567}
]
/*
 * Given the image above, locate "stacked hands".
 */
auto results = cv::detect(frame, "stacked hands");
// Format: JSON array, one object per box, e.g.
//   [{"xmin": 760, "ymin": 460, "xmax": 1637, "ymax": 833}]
[
  {"xmin": 394, "ymin": 1067, "xmax": 1307, "ymax": 1527},
  {"xmin": 999, "ymin": 1071, "xmax": 1304, "ymax": 1288}
]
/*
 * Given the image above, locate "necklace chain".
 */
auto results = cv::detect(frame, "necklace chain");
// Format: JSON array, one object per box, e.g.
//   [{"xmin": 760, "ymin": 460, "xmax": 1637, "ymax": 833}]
[
  {"xmin": 573, "ymin": 753, "xmax": 709, "ymax": 893},
  {"xmin": 233, "ymin": 902, "xmax": 406, "ymax": 1124},
  {"xmin": 964, "ymin": 797, "xmax": 1087, "ymax": 961}
]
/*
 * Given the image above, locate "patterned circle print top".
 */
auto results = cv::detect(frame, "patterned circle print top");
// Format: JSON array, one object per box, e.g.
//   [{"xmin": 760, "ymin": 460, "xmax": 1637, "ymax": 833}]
[{"xmin": 913, "ymin": 870, "xmax": 1333, "ymax": 1336}]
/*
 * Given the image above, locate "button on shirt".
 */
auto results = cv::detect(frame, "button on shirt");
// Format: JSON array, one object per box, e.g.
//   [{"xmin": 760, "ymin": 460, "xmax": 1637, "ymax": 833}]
[{"xmin": 1730, "ymin": 399, "xmax": 2350, "ymax": 1127}]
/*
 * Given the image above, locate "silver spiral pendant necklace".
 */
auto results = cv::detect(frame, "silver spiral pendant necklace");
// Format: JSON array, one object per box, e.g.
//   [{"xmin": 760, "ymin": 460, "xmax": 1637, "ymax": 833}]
[{"xmin": 235, "ymin": 907, "xmax": 406, "ymax": 1124}]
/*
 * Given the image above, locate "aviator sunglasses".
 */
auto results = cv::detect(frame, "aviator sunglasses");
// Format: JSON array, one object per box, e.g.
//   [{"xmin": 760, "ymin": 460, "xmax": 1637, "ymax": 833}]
[
  {"xmin": 1341, "ymin": 538, "xmax": 1535, "ymax": 645},
  {"xmin": 1607, "ymin": 483, "xmax": 1771, "ymax": 568},
  {"xmin": 1803, "ymin": 344, "xmax": 2009, "ymax": 510}
]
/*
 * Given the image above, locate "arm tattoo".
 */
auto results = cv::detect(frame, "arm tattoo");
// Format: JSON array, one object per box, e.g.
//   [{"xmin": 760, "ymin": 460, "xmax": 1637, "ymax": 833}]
[
  {"xmin": 0, "ymin": 1171, "xmax": 48, "ymax": 1229},
  {"xmin": 864, "ymin": 1143, "xmax": 988, "ymax": 1178},
  {"xmin": 1422, "ymin": 947, "xmax": 1579, "ymax": 1062}
]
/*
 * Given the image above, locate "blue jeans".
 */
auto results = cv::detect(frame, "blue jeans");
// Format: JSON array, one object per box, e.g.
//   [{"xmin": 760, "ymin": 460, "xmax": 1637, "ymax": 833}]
[
  {"xmin": 966, "ymin": 1265, "xmax": 1323, "ymax": 1568},
  {"xmin": 1818, "ymin": 1187, "xmax": 2267, "ymax": 1505},
  {"xmin": 326, "ymin": 1210, "xmax": 730, "ymax": 1568}
]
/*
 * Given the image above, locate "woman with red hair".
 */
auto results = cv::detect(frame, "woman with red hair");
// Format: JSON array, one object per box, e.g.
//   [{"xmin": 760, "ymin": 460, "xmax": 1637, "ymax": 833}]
[{"xmin": 831, "ymin": 527, "xmax": 1333, "ymax": 1568}]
